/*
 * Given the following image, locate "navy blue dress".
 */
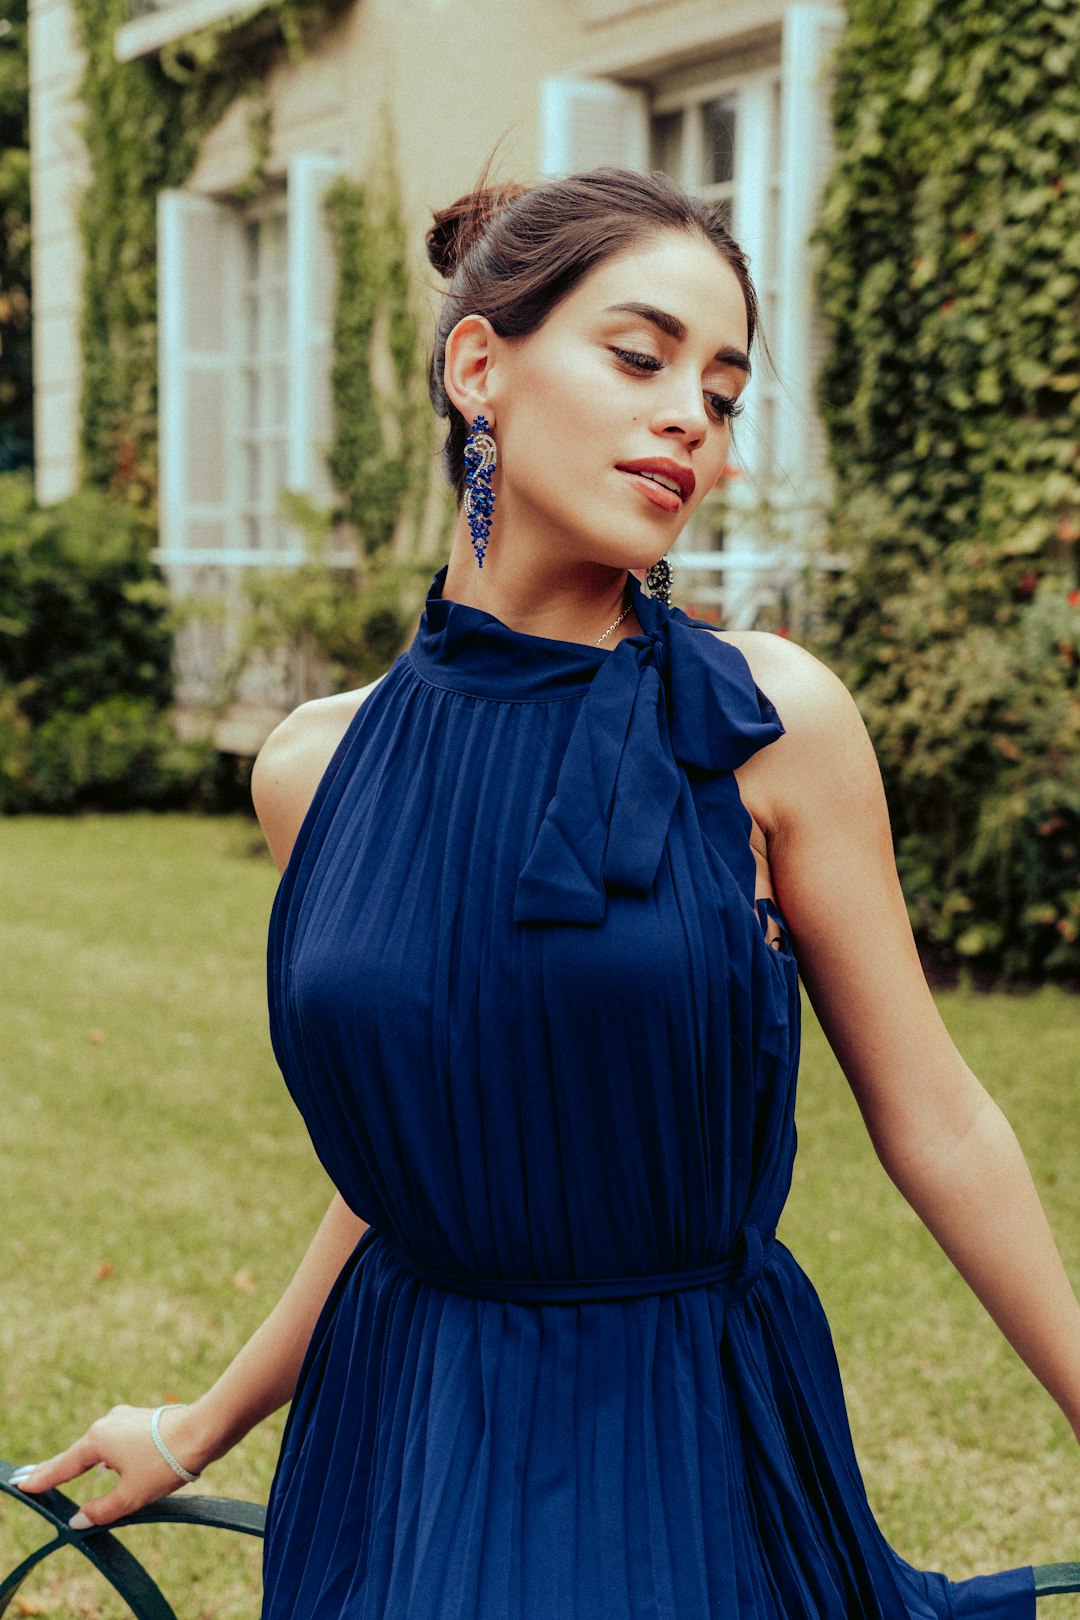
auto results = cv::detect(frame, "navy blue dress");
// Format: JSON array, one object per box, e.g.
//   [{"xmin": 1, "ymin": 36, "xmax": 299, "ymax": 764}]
[{"xmin": 261, "ymin": 564, "xmax": 1034, "ymax": 1619}]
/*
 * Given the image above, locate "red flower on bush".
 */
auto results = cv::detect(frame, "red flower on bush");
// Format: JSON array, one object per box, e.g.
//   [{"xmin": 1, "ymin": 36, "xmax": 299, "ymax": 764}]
[
  {"xmin": 1017, "ymin": 571, "xmax": 1038, "ymax": 598},
  {"xmin": 1069, "ymin": 588, "xmax": 1080, "ymax": 607}
]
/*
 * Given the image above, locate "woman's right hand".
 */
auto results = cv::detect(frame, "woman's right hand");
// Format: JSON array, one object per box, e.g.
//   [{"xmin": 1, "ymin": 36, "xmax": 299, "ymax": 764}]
[
  {"xmin": 9, "ymin": 1402, "xmax": 210, "ymax": 1529},
  {"xmin": 7, "ymin": 1194, "xmax": 369, "ymax": 1532}
]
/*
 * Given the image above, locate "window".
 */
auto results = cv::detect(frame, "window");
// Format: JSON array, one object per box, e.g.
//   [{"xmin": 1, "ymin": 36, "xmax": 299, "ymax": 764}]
[
  {"xmin": 649, "ymin": 70, "xmax": 783, "ymax": 483},
  {"xmin": 540, "ymin": 7, "xmax": 842, "ymax": 500},
  {"xmin": 240, "ymin": 204, "xmax": 290, "ymax": 555},
  {"xmin": 538, "ymin": 6, "xmax": 842, "ymax": 626},
  {"xmin": 651, "ymin": 93, "xmax": 738, "ymax": 220},
  {"xmin": 157, "ymin": 151, "xmax": 343, "ymax": 569}
]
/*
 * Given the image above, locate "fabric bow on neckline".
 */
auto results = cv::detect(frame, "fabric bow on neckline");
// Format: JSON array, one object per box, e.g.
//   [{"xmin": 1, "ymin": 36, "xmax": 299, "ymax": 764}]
[{"xmin": 513, "ymin": 581, "xmax": 785, "ymax": 926}]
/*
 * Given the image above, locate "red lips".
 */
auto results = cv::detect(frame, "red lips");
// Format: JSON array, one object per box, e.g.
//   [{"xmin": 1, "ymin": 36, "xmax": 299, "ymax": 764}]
[{"xmin": 614, "ymin": 458, "xmax": 696, "ymax": 502}]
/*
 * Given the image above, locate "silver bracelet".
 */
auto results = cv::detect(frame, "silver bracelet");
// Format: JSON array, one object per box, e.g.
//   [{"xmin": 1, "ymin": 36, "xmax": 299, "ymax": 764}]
[{"xmin": 150, "ymin": 1404, "xmax": 201, "ymax": 1485}]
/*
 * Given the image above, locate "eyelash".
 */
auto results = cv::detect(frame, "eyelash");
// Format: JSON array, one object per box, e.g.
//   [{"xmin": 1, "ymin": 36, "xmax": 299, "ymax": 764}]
[{"xmin": 610, "ymin": 347, "xmax": 745, "ymax": 423}]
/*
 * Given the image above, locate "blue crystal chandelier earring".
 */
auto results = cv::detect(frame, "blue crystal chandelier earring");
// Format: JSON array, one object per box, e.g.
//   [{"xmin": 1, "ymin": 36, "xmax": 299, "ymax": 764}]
[
  {"xmin": 463, "ymin": 414, "xmax": 497, "ymax": 567},
  {"xmin": 645, "ymin": 554, "xmax": 673, "ymax": 606}
]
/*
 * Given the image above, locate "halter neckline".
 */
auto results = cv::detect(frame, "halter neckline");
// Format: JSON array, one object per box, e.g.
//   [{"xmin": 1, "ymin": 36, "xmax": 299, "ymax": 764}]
[
  {"xmin": 408, "ymin": 564, "xmax": 666, "ymax": 703},
  {"xmin": 408, "ymin": 562, "xmax": 786, "ymax": 926}
]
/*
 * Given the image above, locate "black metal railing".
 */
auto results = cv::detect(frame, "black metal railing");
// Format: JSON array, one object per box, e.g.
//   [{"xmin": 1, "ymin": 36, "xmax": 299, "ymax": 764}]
[{"xmin": 0, "ymin": 1461, "xmax": 265, "ymax": 1620}]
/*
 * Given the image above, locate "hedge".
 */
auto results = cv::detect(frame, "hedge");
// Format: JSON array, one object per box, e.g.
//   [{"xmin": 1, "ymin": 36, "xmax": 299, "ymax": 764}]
[
  {"xmin": 813, "ymin": 0, "xmax": 1080, "ymax": 982},
  {"xmin": 0, "ymin": 473, "xmax": 213, "ymax": 811}
]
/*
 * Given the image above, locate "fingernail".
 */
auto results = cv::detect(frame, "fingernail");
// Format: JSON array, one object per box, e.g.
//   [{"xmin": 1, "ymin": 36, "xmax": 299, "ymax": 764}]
[
  {"xmin": 10, "ymin": 1468, "xmax": 36, "ymax": 1483},
  {"xmin": 68, "ymin": 1511, "xmax": 93, "ymax": 1531}
]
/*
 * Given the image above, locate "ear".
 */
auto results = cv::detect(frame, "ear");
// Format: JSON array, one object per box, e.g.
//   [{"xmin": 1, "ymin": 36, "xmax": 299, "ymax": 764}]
[{"xmin": 443, "ymin": 314, "xmax": 500, "ymax": 429}]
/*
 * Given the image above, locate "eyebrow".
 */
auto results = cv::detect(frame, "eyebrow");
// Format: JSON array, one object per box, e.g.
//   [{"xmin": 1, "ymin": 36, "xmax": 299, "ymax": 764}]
[{"xmin": 602, "ymin": 301, "xmax": 751, "ymax": 379}]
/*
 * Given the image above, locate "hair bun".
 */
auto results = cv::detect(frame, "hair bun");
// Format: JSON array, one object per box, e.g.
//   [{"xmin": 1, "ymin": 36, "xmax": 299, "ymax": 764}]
[{"xmin": 426, "ymin": 181, "xmax": 530, "ymax": 278}]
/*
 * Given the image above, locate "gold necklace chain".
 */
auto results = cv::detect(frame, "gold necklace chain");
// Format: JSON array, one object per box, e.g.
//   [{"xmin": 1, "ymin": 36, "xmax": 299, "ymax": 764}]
[{"xmin": 593, "ymin": 594, "xmax": 633, "ymax": 647}]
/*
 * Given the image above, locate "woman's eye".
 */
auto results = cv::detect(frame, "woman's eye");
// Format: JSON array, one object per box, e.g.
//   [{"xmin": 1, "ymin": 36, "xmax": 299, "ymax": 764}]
[
  {"xmin": 611, "ymin": 346, "xmax": 661, "ymax": 372},
  {"xmin": 707, "ymin": 393, "xmax": 744, "ymax": 423},
  {"xmin": 611, "ymin": 349, "xmax": 744, "ymax": 425}
]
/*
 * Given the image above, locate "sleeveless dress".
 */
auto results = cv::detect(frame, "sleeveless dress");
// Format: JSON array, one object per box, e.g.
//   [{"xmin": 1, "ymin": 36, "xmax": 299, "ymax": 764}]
[{"xmin": 261, "ymin": 564, "xmax": 1034, "ymax": 1620}]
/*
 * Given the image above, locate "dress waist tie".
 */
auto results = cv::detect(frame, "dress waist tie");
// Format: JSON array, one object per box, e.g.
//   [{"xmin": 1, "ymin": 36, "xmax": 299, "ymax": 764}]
[{"xmin": 376, "ymin": 1225, "xmax": 775, "ymax": 1305}]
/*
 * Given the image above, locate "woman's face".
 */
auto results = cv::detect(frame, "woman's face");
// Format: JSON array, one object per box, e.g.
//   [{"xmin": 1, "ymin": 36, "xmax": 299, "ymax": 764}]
[{"xmin": 466, "ymin": 229, "xmax": 751, "ymax": 574}]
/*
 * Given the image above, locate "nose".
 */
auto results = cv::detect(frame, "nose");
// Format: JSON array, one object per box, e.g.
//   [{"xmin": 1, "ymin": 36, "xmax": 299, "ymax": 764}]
[{"xmin": 651, "ymin": 366, "xmax": 709, "ymax": 449}]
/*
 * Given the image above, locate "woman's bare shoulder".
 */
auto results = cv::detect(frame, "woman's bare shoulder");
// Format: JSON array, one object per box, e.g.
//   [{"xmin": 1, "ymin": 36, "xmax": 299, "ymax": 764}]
[
  {"xmin": 706, "ymin": 626, "xmax": 842, "ymax": 710},
  {"xmin": 702, "ymin": 628, "xmax": 874, "ymax": 832},
  {"xmin": 706, "ymin": 626, "xmax": 861, "ymax": 744},
  {"xmin": 251, "ymin": 677, "xmax": 388, "ymax": 873}
]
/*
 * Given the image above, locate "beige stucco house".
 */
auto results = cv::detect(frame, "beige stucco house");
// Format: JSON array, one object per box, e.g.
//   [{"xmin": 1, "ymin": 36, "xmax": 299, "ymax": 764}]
[{"xmin": 29, "ymin": 0, "xmax": 843, "ymax": 723}]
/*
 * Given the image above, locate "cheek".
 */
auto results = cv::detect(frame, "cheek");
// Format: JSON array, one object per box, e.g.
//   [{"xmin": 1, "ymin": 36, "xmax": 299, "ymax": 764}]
[
  {"xmin": 698, "ymin": 429, "xmax": 732, "ymax": 492},
  {"xmin": 502, "ymin": 348, "xmax": 617, "ymax": 481},
  {"xmin": 534, "ymin": 342, "xmax": 618, "ymax": 423}
]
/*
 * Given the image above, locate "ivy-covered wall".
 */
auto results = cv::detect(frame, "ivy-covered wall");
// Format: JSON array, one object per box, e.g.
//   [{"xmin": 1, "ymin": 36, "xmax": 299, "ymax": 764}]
[
  {"xmin": 326, "ymin": 165, "xmax": 430, "ymax": 557},
  {"xmin": 814, "ymin": 0, "xmax": 1080, "ymax": 981},
  {"xmin": 70, "ymin": 0, "xmax": 341, "ymax": 505},
  {"xmin": 0, "ymin": 0, "xmax": 31, "ymax": 472}
]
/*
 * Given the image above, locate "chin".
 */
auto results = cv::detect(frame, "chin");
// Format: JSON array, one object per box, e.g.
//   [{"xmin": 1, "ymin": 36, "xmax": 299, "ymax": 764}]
[
  {"xmin": 624, "ymin": 537, "xmax": 687, "ymax": 573},
  {"xmin": 583, "ymin": 518, "xmax": 685, "ymax": 572},
  {"xmin": 589, "ymin": 546, "xmax": 669, "ymax": 576},
  {"xmin": 549, "ymin": 502, "xmax": 686, "ymax": 576}
]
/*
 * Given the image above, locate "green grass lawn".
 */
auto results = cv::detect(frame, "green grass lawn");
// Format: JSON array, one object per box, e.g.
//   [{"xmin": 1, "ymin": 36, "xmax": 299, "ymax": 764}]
[{"xmin": 0, "ymin": 814, "xmax": 1077, "ymax": 1616}]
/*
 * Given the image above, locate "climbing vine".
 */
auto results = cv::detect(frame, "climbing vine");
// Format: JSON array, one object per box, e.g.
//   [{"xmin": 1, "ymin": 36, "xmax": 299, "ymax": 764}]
[
  {"xmin": 217, "ymin": 143, "xmax": 442, "ymax": 706},
  {"xmin": 70, "ymin": 0, "xmax": 345, "ymax": 506},
  {"xmin": 813, "ymin": 0, "xmax": 1080, "ymax": 982},
  {"xmin": 0, "ymin": 0, "xmax": 32, "ymax": 471},
  {"xmin": 325, "ymin": 145, "xmax": 431, "ymax": 556}
]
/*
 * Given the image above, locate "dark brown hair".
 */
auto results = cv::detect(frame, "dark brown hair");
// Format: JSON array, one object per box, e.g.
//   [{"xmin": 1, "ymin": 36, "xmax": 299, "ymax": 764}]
[{"xmin": 426, "ymin": 166, "xmax": 760, "ymax": 500}]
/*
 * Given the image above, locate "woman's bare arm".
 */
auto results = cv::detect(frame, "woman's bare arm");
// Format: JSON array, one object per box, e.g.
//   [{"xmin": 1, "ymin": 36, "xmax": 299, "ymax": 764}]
[
  {"xmin": 15, "ymin": 1193, "xmax": 368, "ymax": 1524},
  {"xmin": 184, "ymin": 1190, "xmax": 369, "ymax": 1467},
  {"xmin": 731, "ymin": 631, "xmax": 1080, "ymax": 1439},
  {"xmin": 14, "ymin": 686, "xmax": 381, "ymax": 1525}
]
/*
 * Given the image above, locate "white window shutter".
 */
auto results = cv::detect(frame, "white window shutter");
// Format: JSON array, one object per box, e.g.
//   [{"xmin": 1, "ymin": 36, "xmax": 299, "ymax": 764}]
[
  {"xmin": 539, "ymin": 77, "xmax": 649, "ymax": 178},
  {"xmin": 774, "ymin": 4, "xmax": 844, "ymax": 482},
  {"xmin": 158, "ymin": 189, "xmax": 240, "ymax": 558},
  {"xmin": 286, "ymin": 152, "xmax": 345, "ymax": 510}
]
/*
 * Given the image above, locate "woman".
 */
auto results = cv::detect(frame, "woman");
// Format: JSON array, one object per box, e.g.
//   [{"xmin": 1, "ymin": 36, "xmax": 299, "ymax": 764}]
[{"xmin": 12, "ymin": 167, "xmax": 1080, "ymax": 1618}]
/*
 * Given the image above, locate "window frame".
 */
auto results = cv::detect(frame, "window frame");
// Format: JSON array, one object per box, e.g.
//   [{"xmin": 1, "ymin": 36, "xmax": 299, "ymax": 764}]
[
  {"xmin": 649, "ymin": 65, "xmax": 783, "ymax": 485},
  {"xmin": 156, "ymin": 151, "xmax": 345, "ymax": 573}
]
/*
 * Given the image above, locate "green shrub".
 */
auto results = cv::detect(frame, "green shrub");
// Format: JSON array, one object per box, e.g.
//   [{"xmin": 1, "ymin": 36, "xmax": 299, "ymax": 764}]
[
  {"xmin": 24, "ymin": 695, "xmax": 214, "ymax": 812},
  {"xmin": 814, "ymin": 0, "xmax": 1080, "ymax": 983},
  {"xmin": 0, "ymin": 474, "xmax": 172, "ymax": 720},
  {"xmin": 0, "ymin": 684, "xmax": 30, "ymax": 807},
  {"xmin": 0, "ymin": 472, "xmax": 213, "ymax": 810},
  {"xmin": 871, "ymin": 577, "xmax": 1080, "ymax": 977}
]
